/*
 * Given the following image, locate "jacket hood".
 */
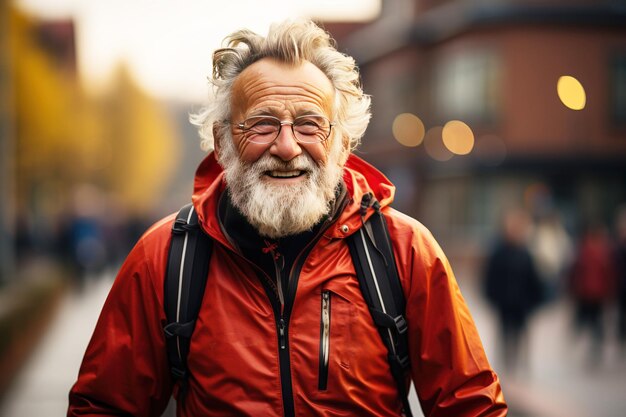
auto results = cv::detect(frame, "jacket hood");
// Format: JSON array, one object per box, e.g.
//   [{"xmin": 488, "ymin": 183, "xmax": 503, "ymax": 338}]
[{"xmin": 191, "ymin": 152, "xmax": 396, "ymax": 243}]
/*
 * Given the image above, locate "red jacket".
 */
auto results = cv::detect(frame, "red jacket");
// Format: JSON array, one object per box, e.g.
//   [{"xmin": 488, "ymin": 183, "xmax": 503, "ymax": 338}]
[{"xmin": 68, "ymin": 153, "xmax": 506, "ymax": 416}]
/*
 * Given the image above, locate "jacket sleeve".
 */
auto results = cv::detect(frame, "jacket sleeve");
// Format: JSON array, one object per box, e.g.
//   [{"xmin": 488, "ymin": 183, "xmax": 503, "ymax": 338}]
[
  {"xmin": 67, "ymin": 233, "xmax": 173, "ymax": 417},
  {"xmin": 394, "ymin": 219, "xmax": 507, "ymax": 416}
]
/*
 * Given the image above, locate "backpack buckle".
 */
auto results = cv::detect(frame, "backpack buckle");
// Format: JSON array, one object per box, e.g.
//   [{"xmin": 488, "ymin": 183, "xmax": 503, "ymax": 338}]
[
  {"xmin": 397, "ymin": 353, "xmax": 410, "ymax": 369},
  {"xmin": 171, "ymin": 366, "xmax": 187, "ymax": 380},
  {"xmin": 172, "ymin": 219, "xmax": 189, "ymax": 235},
  {"xmin": 389, "ymin": 352, "xmax": 411, "ymax": 373},
  {"xmin": 393, "ymin": 315, "xmax": 408, "ymax": 335},
  {"xmin": 164, "ymin": 320, "xmax": 196, "ymax": 338}
]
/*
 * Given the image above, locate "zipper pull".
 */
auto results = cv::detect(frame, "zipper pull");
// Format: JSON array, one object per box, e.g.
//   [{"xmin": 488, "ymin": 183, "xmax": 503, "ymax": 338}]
[{"xmin": 278, "ymin": 318, "xmax": 287, "ymax": 350}]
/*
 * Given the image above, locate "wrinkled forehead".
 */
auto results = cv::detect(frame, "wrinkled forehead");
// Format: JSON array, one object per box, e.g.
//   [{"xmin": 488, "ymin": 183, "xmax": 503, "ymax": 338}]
[{"xmin": 230, "ymin": 58, "xmax": 335, "ymax": 118}]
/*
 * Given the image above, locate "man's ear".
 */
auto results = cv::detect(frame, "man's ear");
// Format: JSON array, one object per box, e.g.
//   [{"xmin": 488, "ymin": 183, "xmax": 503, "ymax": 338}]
[
  {"xmin": 212, "ymin": 122, "xmax": 222, "ymax": 162},
  {"xmin": 338, "ymin": 135, "xmax": 351, "ymax": 165}
]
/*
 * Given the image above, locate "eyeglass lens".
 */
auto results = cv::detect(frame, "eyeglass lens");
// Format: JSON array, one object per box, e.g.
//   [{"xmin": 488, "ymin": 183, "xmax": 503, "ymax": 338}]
[{"xmin": 240, "ymin": 116, "xmax": 331, "ymax": 144}]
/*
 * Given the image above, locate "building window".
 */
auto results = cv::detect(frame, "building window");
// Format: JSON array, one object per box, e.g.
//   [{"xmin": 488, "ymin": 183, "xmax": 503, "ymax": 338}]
[
  {"xmin": 434, "ymin": 48, "xmax": 501, "ymax": 124},
  {"xmin": 611, "ymin": 54, "xmax": 626, "ymax": 125}
]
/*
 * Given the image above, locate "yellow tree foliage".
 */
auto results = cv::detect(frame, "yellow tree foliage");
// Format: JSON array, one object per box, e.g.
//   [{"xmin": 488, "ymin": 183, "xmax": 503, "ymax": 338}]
[
  {"xmin": 12, "ymin": 9, "xmax": 76, "ymax": 187},
  {"xmin": 11, "ymin": 7, "xmax": 180, "ymax": 220},
  {"xmin": 97, "ymin": 65, "xmax": 179, "ymax": 214}
]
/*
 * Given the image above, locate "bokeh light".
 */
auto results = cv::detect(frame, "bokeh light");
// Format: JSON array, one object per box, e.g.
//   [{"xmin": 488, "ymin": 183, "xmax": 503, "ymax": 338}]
[
  {"xmin": 424, "ymin": 126, "xmax": 453, "ymax": 161},
  {"xmin": 442, "ymin": 120, "xmax": 474, "ymax": 155},
  {"xmin": 392, "ymin": 113, "xmax": 425, "ymax": 147},
  {"xmin": 557, "ymin": 75, "xmax": 586, "ymax": 110}
]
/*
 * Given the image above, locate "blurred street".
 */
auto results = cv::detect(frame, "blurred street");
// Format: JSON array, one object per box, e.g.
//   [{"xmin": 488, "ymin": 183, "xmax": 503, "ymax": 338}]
[
  {"xmin": 0, "ymin": 273, "xmax": 112, "ymax": 417},
  {"xmin": 460, "ymin": 274, "xmax": 626, "ymax": 417},
  {"xmin": 0, "ymin": 266, "xmax": 625, "ymax": 417}
]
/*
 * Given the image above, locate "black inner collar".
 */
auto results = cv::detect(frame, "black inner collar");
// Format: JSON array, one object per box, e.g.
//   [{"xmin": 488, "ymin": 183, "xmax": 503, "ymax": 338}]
[{"xmin": 218, "ymin": 182, "xmax": 347, "ymax": 282}]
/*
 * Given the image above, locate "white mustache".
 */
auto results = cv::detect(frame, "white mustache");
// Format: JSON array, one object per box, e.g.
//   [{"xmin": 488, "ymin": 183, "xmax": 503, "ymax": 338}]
[{"xmin": 250, "ymin": 154, "xmax": 317, "ymax": 174}]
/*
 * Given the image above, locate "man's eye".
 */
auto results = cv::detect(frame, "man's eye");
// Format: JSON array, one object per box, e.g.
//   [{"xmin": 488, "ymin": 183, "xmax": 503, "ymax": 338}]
[
  {"xmin": 254, "ymin": 119, "xmax": 276, "ymax": 126},
  {"xmin": 248, "ymin": 119, "xmax": 279, "ymax": 133},
  {"xmin": 295, "ymin": 119, "xmax": 322, "ymax": 133},
  {"xmin": 298, "ymin": 118, "xmax": 321, "ymax": 126}
]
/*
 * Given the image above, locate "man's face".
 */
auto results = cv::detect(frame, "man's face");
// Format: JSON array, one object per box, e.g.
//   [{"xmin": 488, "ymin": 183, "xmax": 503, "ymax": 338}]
[
  {"xmin": 217, "ymin": 58, "xmax": 347, "ymax": 238},
  {"xmin": 229, "ymin": 58, "xmax": 337, "ymax": 167}
]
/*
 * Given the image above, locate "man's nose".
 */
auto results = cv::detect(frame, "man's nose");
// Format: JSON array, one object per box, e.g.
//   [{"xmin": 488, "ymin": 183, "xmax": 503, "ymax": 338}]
[{"xmin": 269, "ymin": 124, "xmax": 302, "ymax": 161}]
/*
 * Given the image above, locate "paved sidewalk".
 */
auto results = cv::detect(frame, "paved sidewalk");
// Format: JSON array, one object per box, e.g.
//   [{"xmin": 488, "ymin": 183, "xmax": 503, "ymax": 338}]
[
  {"xmin": 0, "ymin": 275, "xmax": 112, "ymax": 417},
  {"xmin": 1, "ymin": 269, "xmax": 625, "ymax": 417}
]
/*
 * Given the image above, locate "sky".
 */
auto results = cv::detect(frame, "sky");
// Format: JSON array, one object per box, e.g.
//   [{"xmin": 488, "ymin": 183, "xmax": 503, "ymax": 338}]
[{"xmin": 16, "ymin": 0, "xmax": 381, "ymax": 102}]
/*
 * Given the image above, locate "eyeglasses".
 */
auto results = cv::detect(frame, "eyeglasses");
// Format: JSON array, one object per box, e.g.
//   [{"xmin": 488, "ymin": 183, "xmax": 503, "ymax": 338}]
[{"xmin": 234, "ymin": 115, "xmax": 334, "ymax": 144}]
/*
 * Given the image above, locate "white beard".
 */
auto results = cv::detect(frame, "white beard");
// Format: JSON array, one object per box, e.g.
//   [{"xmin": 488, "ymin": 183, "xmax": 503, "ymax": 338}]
[{"xmin": 218, "ymin": 132, "xmax": 345, "ymax": 238}]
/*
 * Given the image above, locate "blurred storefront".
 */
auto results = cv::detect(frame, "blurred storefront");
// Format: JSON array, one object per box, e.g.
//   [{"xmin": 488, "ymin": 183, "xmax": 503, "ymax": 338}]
[{"xmin": 325, "ymin": 0, "xmax": 626, "ymax": 263}]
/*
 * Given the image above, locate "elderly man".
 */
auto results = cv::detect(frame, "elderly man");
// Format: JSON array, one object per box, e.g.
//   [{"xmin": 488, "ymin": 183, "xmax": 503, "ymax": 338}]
[{"xmin": 68, "ymin": 19, "xmax": 506, "ymax": 417}]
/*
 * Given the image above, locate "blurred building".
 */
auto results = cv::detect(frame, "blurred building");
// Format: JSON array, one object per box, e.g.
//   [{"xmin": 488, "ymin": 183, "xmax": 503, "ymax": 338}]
[
  {"xmin": 1, "ymin": 4, "xmax": 80, "ymax": 284},
  {"xmin": 0, "ymin": 0, "xmax": 16, "ymax": 284},
  {"xmin": 35, "ymin": 19, "xmax": 77, "ymax": 75},
  {"xmin": 3, "ymin": 4, "xmax": 180, "ymax": 280},
  {"xmin": 325, "ymin": 0, "xmax": 626, "ymax": 261}
]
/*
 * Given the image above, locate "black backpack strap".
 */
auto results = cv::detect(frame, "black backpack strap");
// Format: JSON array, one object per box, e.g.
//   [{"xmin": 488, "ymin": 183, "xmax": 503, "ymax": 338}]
[
  {"xmin": 163, "ymin": 203, "xmax": 212, "ymax": 401},
  {"xmin": 347, "ymin": 193, "xmax": 413, "ymax": 417}
]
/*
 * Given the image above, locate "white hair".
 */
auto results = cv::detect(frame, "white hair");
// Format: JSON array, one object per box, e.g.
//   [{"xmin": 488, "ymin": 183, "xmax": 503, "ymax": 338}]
[{"xmin": 190, "ymin": 19, "xmax": 371, "ymax": 152}]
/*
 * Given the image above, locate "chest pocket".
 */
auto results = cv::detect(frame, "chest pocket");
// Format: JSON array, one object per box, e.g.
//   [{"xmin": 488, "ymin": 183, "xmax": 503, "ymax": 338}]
[{"xmin": 317, "ymin": 288, "xmax": 356, "ymax": 391}]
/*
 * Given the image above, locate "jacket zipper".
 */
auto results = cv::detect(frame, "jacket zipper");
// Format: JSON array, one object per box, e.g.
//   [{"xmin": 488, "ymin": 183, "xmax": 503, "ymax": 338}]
[
  {"xmin": 268, "ymin": 254, "xmax": 295, "ymax": 417},
  {"xmin": 273, "ymin": 191, "xmax": 349, "ymax": 414},
  {"xmin": 318, "ymin": 290, "xmax": 331, "ymax": 390},
  {"xmin": 273, "ymin": 222, "xmax": 334, "ymax": 416},
  {"xmin": 219, "ymin": 192, "xmax": 350, "ymax": 417},
  {"xmin": 276, "ymin": 315, "xmax": 294, "ymax": 417}
]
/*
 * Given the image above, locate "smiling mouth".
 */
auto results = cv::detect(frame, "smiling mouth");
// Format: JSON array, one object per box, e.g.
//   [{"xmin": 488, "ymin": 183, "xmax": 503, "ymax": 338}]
[{"xmin": 265, "ymin": 170, "xmax": 306, "ymax": 179}]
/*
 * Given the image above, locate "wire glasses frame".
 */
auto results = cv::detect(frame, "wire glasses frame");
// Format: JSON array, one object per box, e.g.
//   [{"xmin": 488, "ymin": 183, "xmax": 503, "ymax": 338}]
[{"xmin": 234, "ymin": 115, "xmax": 334, "ymax": 144}]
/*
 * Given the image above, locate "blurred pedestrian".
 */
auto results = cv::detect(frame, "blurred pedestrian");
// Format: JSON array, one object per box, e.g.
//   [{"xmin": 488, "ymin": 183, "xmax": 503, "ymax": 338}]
[
  {"xmin": 484, "ymin": 208, "xmax": 545, "ymax": 373},
  {"xmin": 530, "ymin": 210, "xmax": 573, "ymax": 302},
  {"xmin": 64, "ymin": 184, "xmax": 109, "ymax": 290},
  {"xmin": 568, "ymin": 221, "xmax": 617, "ymax": 367},
  {"xmin": 614, "ymin": 207, "xmax": 626, "ymax": 356}
]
